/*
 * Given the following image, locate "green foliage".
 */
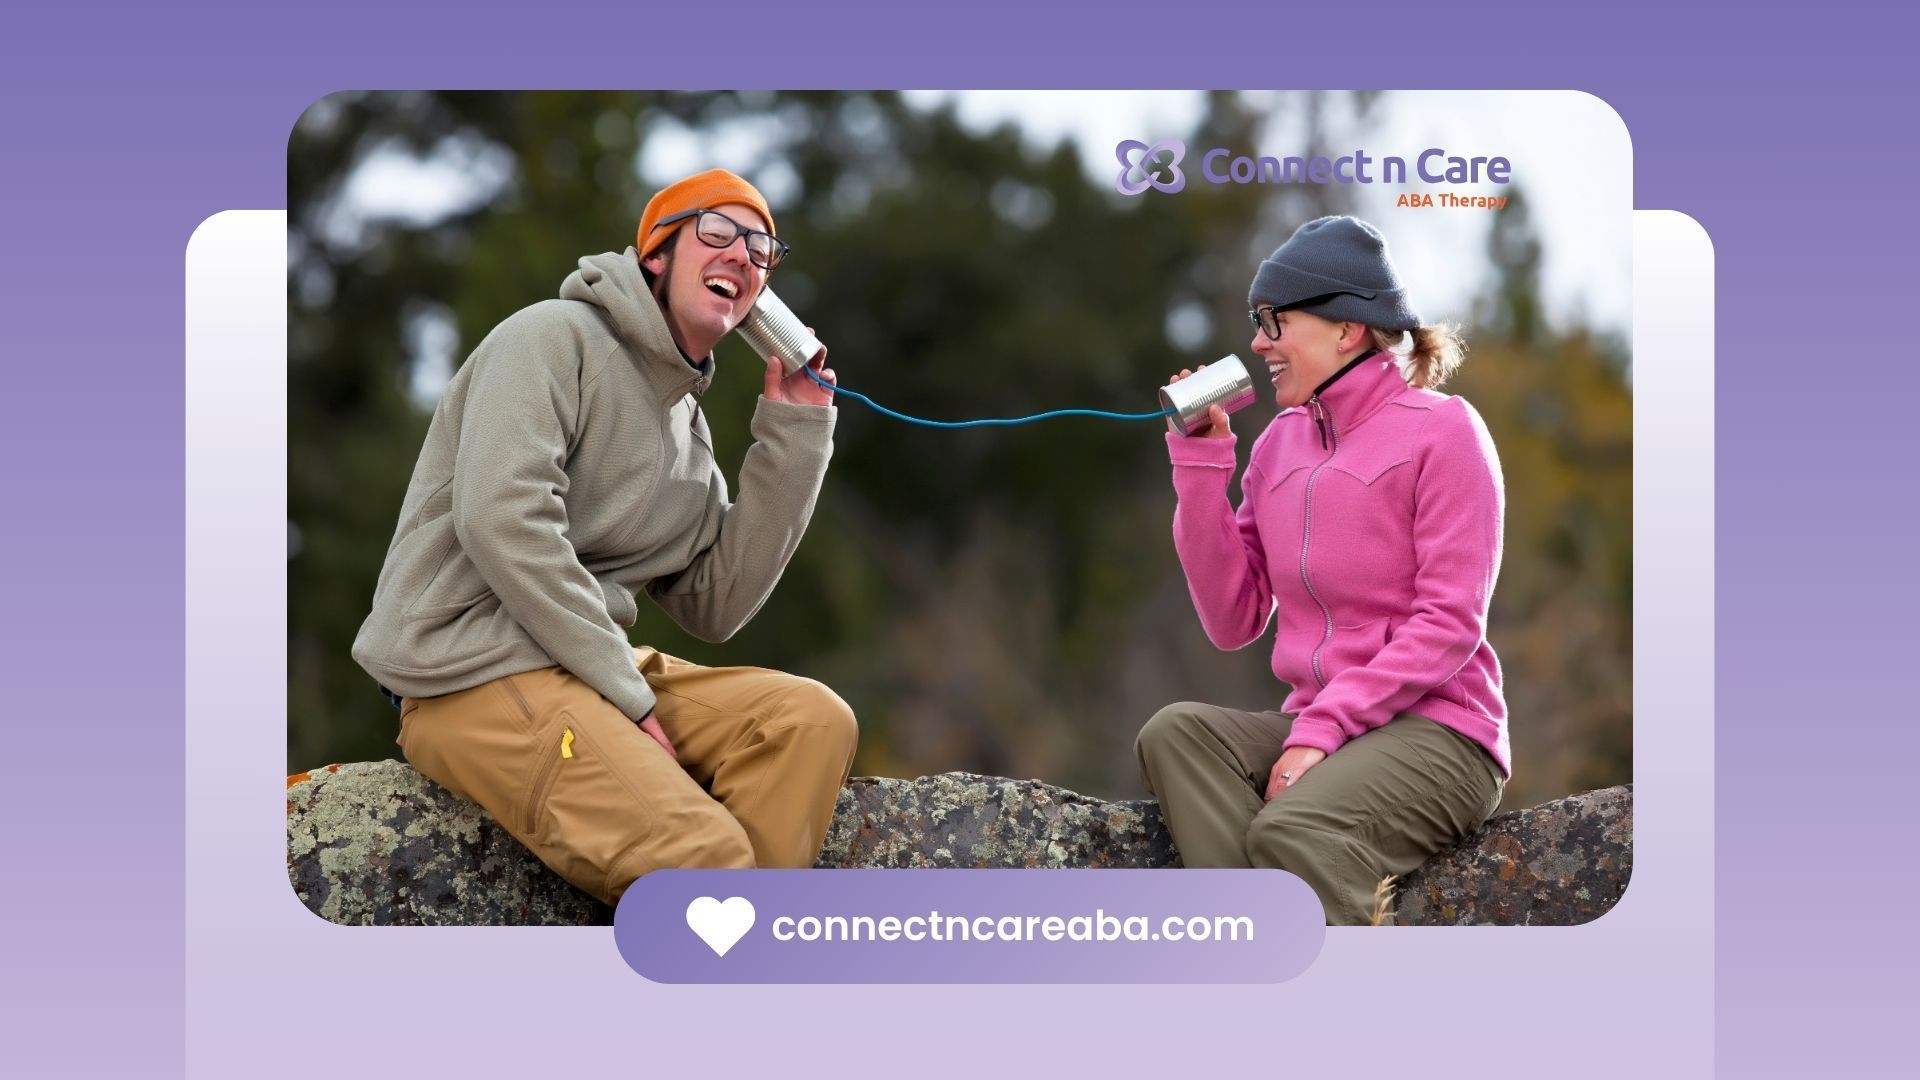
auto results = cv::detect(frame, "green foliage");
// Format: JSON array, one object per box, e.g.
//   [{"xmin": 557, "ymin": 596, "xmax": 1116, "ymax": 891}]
[{"xmin": 290, "ymin": 92, "xmax": 1629, "ymax": 810}]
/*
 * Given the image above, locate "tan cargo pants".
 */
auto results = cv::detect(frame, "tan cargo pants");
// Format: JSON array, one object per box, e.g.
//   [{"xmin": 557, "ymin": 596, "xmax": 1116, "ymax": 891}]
[
  {"xmin": 1136, "ymin": 704, "xmax": 1503, "ymax": 925},
  {"xmin": 396, "ymin": 646, "xmax": 858, "ymax": 906}
]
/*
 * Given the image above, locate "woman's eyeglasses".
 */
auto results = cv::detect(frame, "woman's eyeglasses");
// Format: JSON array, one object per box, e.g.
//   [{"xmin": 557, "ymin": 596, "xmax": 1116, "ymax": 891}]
[
  {"xmin": 1248, "ymin": 305, "xmax": 1285, "ymax": 341},
  {"xmin": 658, "ymin": 208, "xmax": 791, "ymax": 270}
]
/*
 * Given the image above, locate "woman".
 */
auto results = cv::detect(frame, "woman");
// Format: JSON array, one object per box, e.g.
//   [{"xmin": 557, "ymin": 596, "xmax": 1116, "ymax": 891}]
[{"xmin": 1137, "ymin": 215, "xmax": 1509, "ymax": 925}]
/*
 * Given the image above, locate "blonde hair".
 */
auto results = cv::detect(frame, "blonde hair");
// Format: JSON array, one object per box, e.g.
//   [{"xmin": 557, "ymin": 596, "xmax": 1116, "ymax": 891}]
[{"xmin": 1368, "ymin": 323, "xmax": 1467, "ymax": 390}]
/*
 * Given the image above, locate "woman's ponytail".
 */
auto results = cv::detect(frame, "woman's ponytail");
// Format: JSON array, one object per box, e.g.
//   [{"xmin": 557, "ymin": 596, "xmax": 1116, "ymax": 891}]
[{"xmin": 1370, "ymin": 323, "xmax": 1467, "ymax": 390}]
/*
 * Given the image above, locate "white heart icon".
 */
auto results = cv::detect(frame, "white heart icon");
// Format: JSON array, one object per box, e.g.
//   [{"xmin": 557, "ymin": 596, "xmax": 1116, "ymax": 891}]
[{"xmin": 685, "ymin": 896, "xmax": 755, "ymax": 957}]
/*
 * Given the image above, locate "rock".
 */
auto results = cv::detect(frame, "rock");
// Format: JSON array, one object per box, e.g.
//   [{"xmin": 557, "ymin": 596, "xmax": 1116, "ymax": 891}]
[
  {"xmin": 818, "ymin": 772, "xmax": 1179, "ymax": 870},
  {"xmin": 1392, "ymin": 784, "xmax": 1633, "ymax": 926},
  {"xmin": 287, "ymin": 761, "xmax": 1629, "ymax": 927},
  {"xmin": 286, "ymin": 762, "xmax": 609, "ymax": 926}
]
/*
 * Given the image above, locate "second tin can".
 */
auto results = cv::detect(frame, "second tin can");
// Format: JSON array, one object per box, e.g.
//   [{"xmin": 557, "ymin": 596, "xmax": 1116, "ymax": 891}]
[{"xmin": 1159, "ymin": 354, "xmax": 1257, "ymax": 436}]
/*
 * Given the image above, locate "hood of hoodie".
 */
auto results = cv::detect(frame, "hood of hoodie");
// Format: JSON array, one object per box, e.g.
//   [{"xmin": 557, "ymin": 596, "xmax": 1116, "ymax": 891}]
[{"xmin": 559, "ymin": 248, "xmax": 715, "ymax": 396}]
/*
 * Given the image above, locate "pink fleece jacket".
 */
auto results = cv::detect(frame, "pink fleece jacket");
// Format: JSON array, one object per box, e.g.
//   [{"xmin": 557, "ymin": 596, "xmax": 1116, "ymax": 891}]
[{"xmin": 1166, "ymin": 353, "xmax": 1510, "ymax": 776}]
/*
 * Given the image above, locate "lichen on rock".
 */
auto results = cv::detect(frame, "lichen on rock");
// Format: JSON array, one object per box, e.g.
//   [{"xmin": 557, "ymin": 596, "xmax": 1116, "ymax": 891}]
[{"xmin": 287, "ymin": 761, "xmax": 1630, "ymax": 927}]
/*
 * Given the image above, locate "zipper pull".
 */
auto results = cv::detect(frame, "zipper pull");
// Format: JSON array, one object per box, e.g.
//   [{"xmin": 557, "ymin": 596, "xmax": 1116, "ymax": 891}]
[
  {"xmin": 560, "ymin": 727, "xmax": 575, "ymax": 759},
  {"xmin": 1309, "ymin": 397, "xmax": 1328, "ymax": 451}
]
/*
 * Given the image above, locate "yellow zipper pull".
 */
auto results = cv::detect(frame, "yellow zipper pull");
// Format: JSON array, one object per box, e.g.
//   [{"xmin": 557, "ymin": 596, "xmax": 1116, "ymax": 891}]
[{"xmin": 560, "ymin": 727, "xmax": 575, "ymax": 759}]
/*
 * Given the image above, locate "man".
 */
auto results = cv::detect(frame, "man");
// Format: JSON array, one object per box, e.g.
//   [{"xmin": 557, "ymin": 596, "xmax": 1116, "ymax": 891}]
[{"xmin": 351, "ymin": 169, "xmax": 856, "ymax": 906}]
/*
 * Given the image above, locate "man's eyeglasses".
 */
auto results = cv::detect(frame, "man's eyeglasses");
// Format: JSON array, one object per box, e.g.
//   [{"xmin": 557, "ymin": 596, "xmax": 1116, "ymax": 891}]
[
  {"xmin": 1248, "ymin": 304, "xmax": 1286, "ymax": 341},
  {"xmin": 658, "ymin": 208, "xmax": 790, "ymax": 270}
]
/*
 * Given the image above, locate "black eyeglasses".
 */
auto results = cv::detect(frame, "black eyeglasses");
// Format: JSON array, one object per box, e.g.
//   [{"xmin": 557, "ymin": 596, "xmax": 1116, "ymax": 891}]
[
  {"xmin": 658, "ymin": 208, "xmax": 790, "ymax": 270},
  {"xmin": 1248, "ymin": 305, "xmax": 1286, "ymax": 341}
]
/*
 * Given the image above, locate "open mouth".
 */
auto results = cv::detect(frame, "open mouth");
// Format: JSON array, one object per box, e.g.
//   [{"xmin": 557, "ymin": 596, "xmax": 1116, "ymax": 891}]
[
  {"xmin": 1266, "ymin": 361, "xmax": 1290, "ymax": 381},
  {"xmin": 703, "ymin": 276, "xmax": 740, "ymax": 300}
]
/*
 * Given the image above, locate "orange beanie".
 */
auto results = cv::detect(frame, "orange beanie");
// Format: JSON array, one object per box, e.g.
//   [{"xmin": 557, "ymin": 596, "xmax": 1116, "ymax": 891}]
[{"xmin": 636, "ymin": 169, "xmax": 775, "ymax": 258}]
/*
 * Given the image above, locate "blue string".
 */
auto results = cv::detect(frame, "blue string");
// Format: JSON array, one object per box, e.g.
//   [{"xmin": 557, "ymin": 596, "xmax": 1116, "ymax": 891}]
[{"xmin": 801, "ymin": 365, "xmax": 1174, "ymax": 428}]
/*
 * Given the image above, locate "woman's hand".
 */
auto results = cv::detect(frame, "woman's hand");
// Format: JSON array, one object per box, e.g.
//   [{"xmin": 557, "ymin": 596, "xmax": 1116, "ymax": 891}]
[
  {"xmin": 1166, "ymin": 368, "xmax": 1231, "ymax": 438},
  {"xmin": 1265, "ymin": 745, "xmax": 1327, "ymax": 801},
  {"xmin": 764, "ymin": 330, "xmax": 834, "ymax": 406}
]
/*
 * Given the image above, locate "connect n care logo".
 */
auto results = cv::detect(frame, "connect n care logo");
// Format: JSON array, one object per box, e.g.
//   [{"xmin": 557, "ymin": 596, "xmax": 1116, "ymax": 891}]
[{"xmin": 1114, "ymin": 138, "xmax": 1186, "ymax": 196}]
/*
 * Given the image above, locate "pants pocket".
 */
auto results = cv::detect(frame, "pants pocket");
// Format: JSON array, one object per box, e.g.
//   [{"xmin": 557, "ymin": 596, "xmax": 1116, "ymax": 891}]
[
  {"xmin": 525, "ymin": 710, "xmax": 660, "ymax": 902},
  {"xmin": 521, "ymin": 725, "xmax": 568, "ymax": 835}
]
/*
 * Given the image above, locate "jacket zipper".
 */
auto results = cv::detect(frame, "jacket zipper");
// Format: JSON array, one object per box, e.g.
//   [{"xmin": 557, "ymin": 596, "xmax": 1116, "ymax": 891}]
[{"xmin": 1300, "ymin": 395, "xmax": 1340, "ymax": 688}]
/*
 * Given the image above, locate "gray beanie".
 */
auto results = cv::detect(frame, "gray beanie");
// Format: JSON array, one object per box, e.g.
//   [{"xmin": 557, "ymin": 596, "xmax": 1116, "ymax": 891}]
[{"xmin": 1248, "ymin": 216, "xmax": 1420, "ymax": 331}]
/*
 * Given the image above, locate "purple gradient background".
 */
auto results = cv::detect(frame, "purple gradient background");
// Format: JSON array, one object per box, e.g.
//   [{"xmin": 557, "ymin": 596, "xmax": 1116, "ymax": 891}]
[
  {"xmin": 3, "ymin": 2, "xmax": 1909, "ymax": 1076},
  {"xmin": 614, "ymin": 870, "xmax": 1325, "ymax": 983}
]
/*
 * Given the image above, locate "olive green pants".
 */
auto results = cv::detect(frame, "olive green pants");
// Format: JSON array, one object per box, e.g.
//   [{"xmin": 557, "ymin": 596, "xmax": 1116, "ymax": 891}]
[
  {"xmin": 1136, "ymin": 704, "xmax": 1503, "ymax": 925},
  {"xmin": 397, "ymin": 646, "xmax": 858, "ymax": 906}
]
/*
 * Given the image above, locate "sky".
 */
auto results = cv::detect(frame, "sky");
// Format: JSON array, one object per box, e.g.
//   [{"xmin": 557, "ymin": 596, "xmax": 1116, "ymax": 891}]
[
  {"xmin": 326, "ymin": 91, "xmax": 1631, "ymax": 405},
  {"xmin": 895, "ymin": 90, "xmax": 1631, "ymax": 338}
]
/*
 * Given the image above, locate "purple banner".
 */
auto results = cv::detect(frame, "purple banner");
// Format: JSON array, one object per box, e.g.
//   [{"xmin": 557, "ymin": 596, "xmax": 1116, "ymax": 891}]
[{"xmin": 615, "ymin": 870, "xmax": 1325, "ymax": 983}]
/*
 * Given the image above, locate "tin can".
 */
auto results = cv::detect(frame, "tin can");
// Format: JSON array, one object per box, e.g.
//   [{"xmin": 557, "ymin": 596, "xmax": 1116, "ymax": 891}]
[
  {"xmin": 1159, "ymin": 354, "xmax": 1257, "ymax": 436},
  {"xmin": 734, "ymin": 287, "xmax": 824, "ymax": 376}
]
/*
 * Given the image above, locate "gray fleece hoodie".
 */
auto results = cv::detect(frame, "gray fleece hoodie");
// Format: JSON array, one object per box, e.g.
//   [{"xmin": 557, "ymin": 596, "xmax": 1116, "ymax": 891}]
[{"xmin": 351, "ymin": 249, "xmax": 836, "ymax": 722}]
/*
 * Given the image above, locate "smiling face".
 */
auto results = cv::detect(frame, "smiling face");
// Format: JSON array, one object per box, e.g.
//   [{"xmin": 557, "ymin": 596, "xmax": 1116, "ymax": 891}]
[
  {"xmin": 1251, "ymin": 309, "xmax": 1364, "ymax": 409},
  {"xmin": 642, "ymin": 201, "xmax": 771, "ymax": 358}
]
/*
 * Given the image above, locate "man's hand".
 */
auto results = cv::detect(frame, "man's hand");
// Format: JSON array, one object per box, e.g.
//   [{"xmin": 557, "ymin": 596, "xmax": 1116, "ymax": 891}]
[
  {"xmin": 1264, "ymin": 745, "xmax": 1327, "ymax": 801},
  {"xmin": 763, "ymin": 330, "xmax": 834, "ymax": 407},
  {"xmin": 1166, "ymin": 368, "xmax": 1231, "ymax": 438},
  {"xmin": 638, "ymin": 711, "xmax": 677, "ymax": 760}
]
